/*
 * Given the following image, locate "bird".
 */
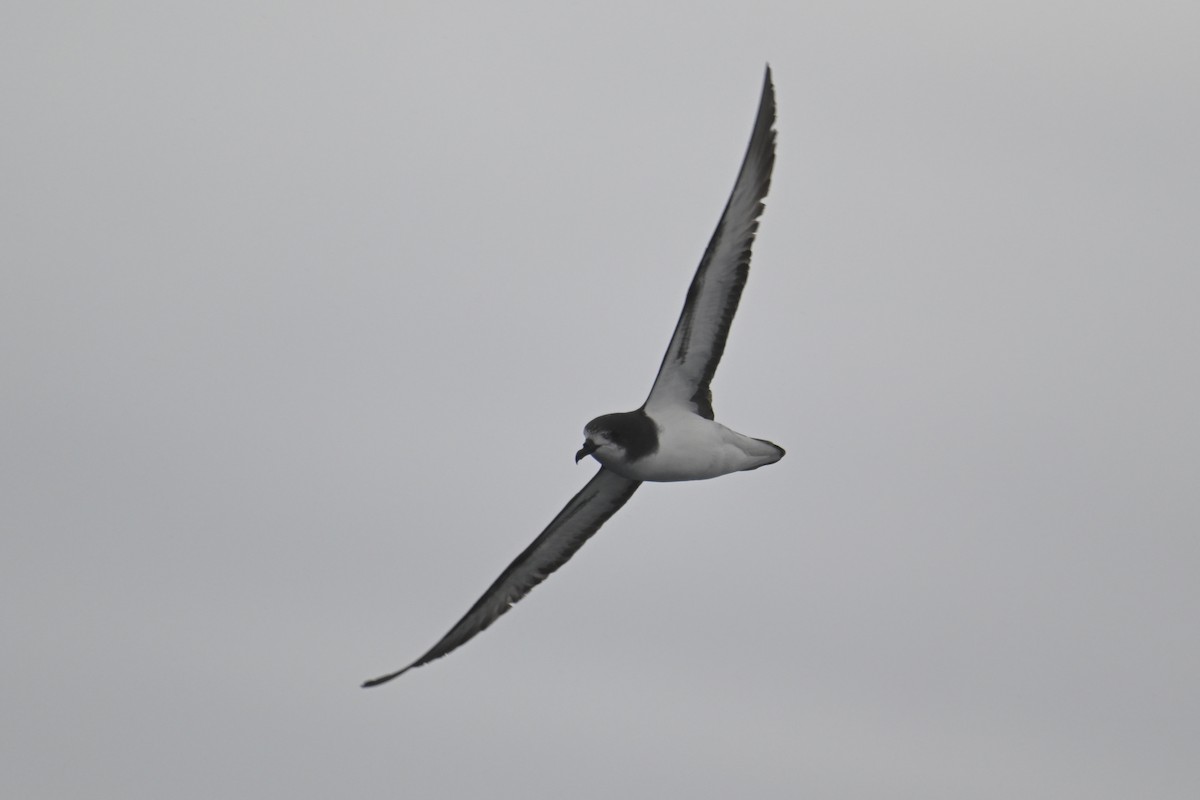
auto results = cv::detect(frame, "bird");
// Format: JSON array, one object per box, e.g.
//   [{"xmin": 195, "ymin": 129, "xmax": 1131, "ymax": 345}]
[{"xmin": 363, "ymin": 66, "xmax": 783, "ymax": 687}]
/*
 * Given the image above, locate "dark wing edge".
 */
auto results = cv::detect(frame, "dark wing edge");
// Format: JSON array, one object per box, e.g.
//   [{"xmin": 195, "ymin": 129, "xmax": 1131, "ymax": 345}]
[
  {"xmin": 644, "ymin": 65, "xmax": 777, "ymax": 420},
  {"xmin": 362, "ymin": 468, "xmax": 641, "ymax": 687}
]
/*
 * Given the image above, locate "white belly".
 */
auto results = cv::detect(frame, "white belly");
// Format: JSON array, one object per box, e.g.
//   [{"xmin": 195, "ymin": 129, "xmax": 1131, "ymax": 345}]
[{"xmin": 600, "ymin": 408, "xmax": 784, "ymax": 482}]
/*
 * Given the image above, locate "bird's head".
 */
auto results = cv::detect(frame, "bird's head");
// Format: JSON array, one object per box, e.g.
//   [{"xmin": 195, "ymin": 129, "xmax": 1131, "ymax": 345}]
[
  {"xmin": 576, "ymin": 410, "xmax": 659, "ymax": 466},
  {"xmin": 575, "ymin": 417, "xmax": 624, "ymax": 465}
]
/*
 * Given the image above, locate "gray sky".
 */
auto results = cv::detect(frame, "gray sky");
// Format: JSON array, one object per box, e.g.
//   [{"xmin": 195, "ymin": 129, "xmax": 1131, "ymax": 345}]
[{"xmin": 3, "ymin": 2, "xmax": 1198, "ymax": 798}]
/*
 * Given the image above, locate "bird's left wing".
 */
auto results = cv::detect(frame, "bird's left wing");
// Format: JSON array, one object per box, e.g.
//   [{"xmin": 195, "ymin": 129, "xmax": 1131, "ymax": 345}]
[
  {"xmin": 363, "ymin": 467, "xmax": 641, "ymax": 687},
  {"xmin": 644, "ymin": 66, "xmax": 776, "ymax": 420}
]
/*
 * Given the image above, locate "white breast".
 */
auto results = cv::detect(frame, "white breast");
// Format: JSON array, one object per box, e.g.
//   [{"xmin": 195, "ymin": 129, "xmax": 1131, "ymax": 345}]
[{"xmin": 609, "ymin": 407, "xmax": 783, "ymax": 482}]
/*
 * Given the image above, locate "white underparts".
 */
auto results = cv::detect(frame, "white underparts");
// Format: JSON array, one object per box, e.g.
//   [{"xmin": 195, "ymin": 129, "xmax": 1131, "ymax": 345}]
[{"xmin": 594, "ymin": 406, "xmax": 783, "ymax": 482}]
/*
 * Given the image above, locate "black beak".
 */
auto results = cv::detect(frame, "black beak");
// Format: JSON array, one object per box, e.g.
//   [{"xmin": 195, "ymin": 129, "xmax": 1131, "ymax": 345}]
[{"xmin": 575, "ymin": 439, "xmax": 598, "ymax": 463}]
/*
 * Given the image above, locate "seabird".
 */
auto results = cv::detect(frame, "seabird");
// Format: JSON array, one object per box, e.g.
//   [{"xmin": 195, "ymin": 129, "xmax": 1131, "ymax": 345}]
[{"xmin": 364, "ymin": 67, "xmax": 783, "ymax": 687}]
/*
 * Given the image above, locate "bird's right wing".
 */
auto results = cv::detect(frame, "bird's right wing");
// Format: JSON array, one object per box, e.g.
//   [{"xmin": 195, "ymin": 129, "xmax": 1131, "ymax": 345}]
[{"xmin": 363, "ymin": 467, "xmax": 641, "ymax": 687}]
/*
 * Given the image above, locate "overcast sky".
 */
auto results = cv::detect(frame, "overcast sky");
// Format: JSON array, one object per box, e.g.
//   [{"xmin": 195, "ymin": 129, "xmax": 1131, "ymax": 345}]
[{"xmin": 3, "ymin": 2, "xmax": 1198, "ymax": 798}]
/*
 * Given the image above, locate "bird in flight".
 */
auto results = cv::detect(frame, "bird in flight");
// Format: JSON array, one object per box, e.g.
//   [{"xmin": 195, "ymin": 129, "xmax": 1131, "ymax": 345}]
[{"xmin": 364, "ymin": 67, "xmax": 783, "ymax": 687}]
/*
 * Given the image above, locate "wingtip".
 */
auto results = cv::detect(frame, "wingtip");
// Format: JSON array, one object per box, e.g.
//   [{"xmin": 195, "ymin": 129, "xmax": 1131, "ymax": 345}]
[
  {"xmin": 361, "ymin": 665, "xmax": 410, "ymax": 688},
  {"xmin": 762, "ymin": 65, "xmax": 776, "ymax": 112}
]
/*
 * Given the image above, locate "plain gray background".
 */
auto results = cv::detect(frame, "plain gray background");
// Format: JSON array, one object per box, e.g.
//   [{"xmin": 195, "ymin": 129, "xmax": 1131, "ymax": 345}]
[{"xmin": 4, "ymin": 2, "xmax": 1197, "ymax": 798}]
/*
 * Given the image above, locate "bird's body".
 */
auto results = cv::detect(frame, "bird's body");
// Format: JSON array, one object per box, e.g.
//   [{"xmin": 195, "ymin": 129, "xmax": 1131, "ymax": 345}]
[
  {"xmin": 584, "ymin": 405, "xmax": 783, "ymax": 482},
  {"xmin": 364, "ymin": 67, "xmax": 784, "ymax": 687}
]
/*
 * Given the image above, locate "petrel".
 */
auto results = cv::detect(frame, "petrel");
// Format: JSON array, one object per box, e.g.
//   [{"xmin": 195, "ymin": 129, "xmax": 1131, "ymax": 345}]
[{"xmin": 364, "ymin": 67, "xmax": 783, "ymax": 687}]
